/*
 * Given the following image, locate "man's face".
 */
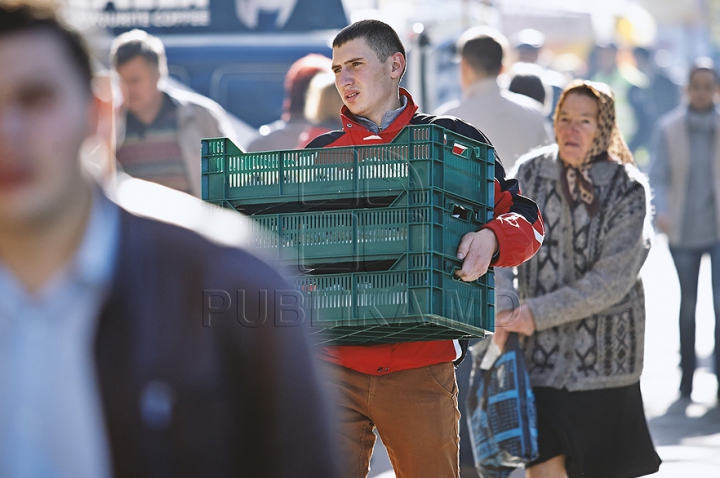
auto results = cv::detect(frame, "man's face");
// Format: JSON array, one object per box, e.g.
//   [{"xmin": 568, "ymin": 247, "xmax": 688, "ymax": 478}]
[
  {"xmin": 116, "ymin": 56, "xmax": 161, "ymax": 117},
  {"xmin": 688, "ymin": 70, "xmax": 717, "ymax": 111},
  {"xmin": 0, "ymin": 29, "xmax": 96, "ymax": 229},
  {"xmin": 332, "ymin": 37, "xmax": 403, "ymax": 126},
  {"xmin": 554, "ymin": 92, "xmax": 598, "ymax": 167}
]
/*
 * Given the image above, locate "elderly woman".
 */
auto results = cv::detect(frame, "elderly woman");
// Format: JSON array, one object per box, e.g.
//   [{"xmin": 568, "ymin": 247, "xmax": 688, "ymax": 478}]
[{"xmin": 493, "ymin": 80, "xmax": 661, "ymax": 477}]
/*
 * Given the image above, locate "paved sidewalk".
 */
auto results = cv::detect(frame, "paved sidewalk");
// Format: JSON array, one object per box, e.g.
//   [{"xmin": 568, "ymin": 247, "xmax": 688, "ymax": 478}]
[{"xmin": 639, "ymin": 235, "xmax": 720, "ymax": 477}]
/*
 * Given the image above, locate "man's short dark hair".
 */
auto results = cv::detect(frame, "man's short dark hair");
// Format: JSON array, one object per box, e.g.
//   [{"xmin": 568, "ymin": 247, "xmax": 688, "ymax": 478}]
[
  {"xmin": 509, "ymin": 74, "xmax": 546, "ymax": 105},
  {"xmin": 689, "ymin": 57, "xmax": 719, "ymax": 84},
  {"xmin": 110, "ymin": 29, "xmax": 168, "ymax": 76},
  {"xmin": 457, "ymin": 26, "xmax": 507, "ymax": 76},
  {"xmin": 0, "ymin": 0, "xmax": 93, "ymax": 94},
  {"xmin": 333, "ymin": 19, "xmax": 406, "ymax": 75}
]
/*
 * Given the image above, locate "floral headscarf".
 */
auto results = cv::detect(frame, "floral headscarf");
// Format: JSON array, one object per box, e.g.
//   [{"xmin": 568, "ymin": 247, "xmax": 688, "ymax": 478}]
[{"xmin": 553, "ymin": 79, "xmax": 634, "ymax": 216}]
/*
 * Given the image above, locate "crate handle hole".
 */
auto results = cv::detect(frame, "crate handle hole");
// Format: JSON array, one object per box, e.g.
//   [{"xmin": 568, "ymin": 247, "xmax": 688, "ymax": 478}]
[
  {"xmin": 450, "ymin": 265, "xmax": 482, "ymax": 285},
  {"xmin": 451, "ymin": 204, "xmax": 472, "ymax": 222}
]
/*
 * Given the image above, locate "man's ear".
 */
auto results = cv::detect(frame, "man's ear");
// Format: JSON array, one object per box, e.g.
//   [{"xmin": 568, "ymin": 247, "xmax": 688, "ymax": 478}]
[
  {"xmin": 390, "ymin": 52, "xmax": 405, "ymax": 79},
  {"xmin": 82, "ymin": 78, "xmax": 118, "ymax": 182},
  {"xmin": 459, "ymin": 58, "xmax": 471, "ymax": 89},
  {"xmin": 91, "ymin": 71, "xmax": 124, "ymax": 142}
]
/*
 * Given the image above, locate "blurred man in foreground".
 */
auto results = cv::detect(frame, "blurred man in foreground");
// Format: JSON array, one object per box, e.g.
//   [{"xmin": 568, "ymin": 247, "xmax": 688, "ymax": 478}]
[{"xmin": 0, "ymin": 1, "xmax": 337, "ymax": 476}]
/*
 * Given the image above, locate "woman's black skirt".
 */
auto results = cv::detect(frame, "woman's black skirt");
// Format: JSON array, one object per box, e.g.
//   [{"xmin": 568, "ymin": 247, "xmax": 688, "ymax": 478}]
[{"xmin": 530, "ymin": 382, "xmax": 661, "ymax": 477}]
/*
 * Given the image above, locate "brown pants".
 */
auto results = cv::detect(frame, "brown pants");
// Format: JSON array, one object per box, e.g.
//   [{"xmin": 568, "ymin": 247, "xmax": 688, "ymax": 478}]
[{"xmin": 322, "ymin": 361, "xmax": 461, "ymax": 478}]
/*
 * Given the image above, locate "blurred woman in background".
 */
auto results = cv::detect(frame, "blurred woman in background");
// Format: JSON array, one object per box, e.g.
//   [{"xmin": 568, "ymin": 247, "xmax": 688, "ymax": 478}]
[{"xmin": 297, "ymin": 72, "xmax": 344, "ymax": 148}]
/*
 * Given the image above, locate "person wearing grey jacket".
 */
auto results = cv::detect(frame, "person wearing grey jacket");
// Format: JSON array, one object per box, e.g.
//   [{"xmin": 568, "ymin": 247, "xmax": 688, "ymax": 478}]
[
  {"xmin": 648, "ymin": 58, "xmax": 720, "ymax": 399},
  {"xmin": 491, "ymin": 80, "xmax": 660, "ymax": 478}
]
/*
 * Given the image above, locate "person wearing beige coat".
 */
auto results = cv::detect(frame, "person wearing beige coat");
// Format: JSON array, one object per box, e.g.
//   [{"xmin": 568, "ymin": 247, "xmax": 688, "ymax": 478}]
[{"xmin": 434, "ymin": 26, "xmax": 551, "ymax": 171}]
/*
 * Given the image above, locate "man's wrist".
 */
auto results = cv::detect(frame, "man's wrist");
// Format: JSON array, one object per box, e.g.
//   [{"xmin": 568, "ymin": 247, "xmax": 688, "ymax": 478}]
[{"xmin": 480, "ymin": 228, "xmax": 499, "ymax": 260}]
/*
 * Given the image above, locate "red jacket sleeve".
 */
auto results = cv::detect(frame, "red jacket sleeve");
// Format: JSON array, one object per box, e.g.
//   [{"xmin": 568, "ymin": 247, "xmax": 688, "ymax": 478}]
[{"xmin": 482, "ymin": 158, "xmax": 545, "ymax": 267}]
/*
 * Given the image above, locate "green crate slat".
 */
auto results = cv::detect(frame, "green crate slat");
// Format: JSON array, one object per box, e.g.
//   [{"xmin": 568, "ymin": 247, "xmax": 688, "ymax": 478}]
[
  {"xmin": 294, "ymin": 252, "xmax": 494, "ymax": 345},
  {"xmin": 201, "ymin": 124, "xmax": 494, "ymax": 209},
  {"xmin": 246, "ymin": 189, "xmax": 490, "ymax": 266}
]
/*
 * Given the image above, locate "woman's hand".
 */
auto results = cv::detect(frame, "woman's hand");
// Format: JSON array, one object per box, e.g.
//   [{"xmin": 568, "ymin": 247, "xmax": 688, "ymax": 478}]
[
  {"xmin": 491, "ymin": 315, "xmax": 511, "ymax": 350},
  {"xmin": 492, "ymin": 305, "xmax": 536, "ymax": 350}
]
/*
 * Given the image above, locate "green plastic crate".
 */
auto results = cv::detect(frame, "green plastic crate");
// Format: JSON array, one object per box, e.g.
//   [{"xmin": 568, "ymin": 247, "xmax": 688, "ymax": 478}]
[
  {"xmin": 202, "ymin": 124, "xmax": 494, "ymax": 209},
  {"xmin": 295, "ymin": 252, "xmax": 494, "ymax": 345},
  {"xmin": 245, "ymin": 189, "xmax": 491, "ymax": 269}
]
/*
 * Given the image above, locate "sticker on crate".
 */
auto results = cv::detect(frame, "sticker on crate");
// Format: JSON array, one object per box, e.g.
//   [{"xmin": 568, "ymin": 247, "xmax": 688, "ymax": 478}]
[{"xmin": 452, "ymin": 143, "xmax": 468, "ymax": 157}]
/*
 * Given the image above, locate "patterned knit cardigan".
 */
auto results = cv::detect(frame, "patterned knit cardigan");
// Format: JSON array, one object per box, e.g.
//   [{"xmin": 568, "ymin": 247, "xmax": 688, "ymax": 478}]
[{"xmin": 496, "ymin": 144, "xmax": 652, "ymax": 391}]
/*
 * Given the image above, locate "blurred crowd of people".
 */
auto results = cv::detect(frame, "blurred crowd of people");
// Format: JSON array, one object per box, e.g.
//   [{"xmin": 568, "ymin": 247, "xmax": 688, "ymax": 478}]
[
  {"xmin": 103, "ymin": 23, "xmax": 690, "ymax": 198},
  {"xmin": 107, "ymin": 24, "xmax": 687, "ymax": 196}
]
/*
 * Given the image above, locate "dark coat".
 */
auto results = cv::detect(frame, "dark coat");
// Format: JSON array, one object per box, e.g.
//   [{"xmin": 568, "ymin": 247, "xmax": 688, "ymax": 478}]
[{"xmin": 94, "ymin": 207, "xmax": 337, "ymax": 477}]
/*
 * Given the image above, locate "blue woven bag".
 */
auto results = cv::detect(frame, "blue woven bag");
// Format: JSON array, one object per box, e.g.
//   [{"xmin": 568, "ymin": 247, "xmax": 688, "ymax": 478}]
[{"xmin": 467, "ymin": 333, "xmax": 538, "ymax": 478}]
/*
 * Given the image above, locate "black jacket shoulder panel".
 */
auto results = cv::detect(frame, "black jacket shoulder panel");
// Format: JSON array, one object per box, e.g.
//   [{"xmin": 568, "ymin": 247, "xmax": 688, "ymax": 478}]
[
  {"xmin": 305, "ymin": 129, "xmax": 346, "ymax": 148},
  {"xmin": 409, "ymin": 113, "xmax": 495, "ymax": 148}
]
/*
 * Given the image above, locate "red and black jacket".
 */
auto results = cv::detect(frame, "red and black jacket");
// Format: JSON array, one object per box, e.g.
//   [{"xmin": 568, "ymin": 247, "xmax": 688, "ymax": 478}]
[{"xmin": 307, "ymin": 89, "xmax": 545, "ymax": 375}]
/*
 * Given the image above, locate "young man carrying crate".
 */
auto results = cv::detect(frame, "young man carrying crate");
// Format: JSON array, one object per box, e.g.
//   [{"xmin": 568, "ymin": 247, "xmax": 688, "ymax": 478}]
[{"xmin": 306, "ymin": 19, "xmax": 545, "ymax": 478}]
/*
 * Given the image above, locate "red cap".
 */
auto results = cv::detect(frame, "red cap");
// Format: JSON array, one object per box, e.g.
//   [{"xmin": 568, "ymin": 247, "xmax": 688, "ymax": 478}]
[{"xmin": 283, "ymin": 53, "xmax": 332, "ymax": 118}]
